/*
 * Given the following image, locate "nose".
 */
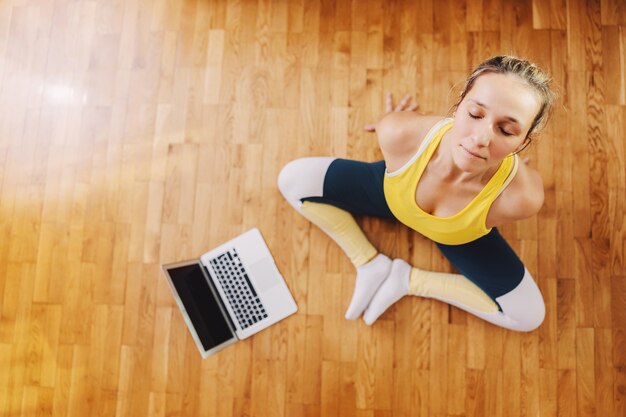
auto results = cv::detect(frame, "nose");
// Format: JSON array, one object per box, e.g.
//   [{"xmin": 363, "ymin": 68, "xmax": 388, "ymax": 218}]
[{"xmin": 473, "ymin": 124, "xmax": 494, "ymax": 147}]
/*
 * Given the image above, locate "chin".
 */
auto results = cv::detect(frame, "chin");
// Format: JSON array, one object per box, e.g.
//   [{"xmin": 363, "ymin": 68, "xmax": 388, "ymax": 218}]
[{"xmin": 453, "ymin": 146, "xmax": 486, "ymax": 172}]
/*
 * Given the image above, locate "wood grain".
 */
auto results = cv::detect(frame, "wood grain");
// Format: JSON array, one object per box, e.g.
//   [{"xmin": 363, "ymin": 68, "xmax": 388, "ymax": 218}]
[{"xmin": 0, "ymin": 0, "xmax": 625, "ymax": 416}]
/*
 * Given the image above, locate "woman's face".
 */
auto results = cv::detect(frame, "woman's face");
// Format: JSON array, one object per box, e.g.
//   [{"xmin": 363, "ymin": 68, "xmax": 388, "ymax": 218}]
[{"xmin": 450, "ymin": 72, "xmax": 541, "ymax": 172}]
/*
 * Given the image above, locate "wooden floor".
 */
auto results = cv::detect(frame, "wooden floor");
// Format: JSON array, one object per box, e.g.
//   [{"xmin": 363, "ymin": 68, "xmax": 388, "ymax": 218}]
[{"xmin": 1, "ymin": 0, "xmax": 626, "ymax": 416}]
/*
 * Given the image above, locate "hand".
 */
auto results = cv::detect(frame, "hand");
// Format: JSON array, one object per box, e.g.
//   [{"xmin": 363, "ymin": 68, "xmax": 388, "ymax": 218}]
[{"xmin": 364, "ymin": 92, "xmax": 419, "ymax": 132}]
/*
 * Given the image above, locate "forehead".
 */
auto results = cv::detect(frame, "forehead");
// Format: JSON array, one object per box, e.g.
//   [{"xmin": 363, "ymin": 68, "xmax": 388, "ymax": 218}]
[{"xmin": 465, "ymin": 73, "xmax": 540, "ymax": 126}]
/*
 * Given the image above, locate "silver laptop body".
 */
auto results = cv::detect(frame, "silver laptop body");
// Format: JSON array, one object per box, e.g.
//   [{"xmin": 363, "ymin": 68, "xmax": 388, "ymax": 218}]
[{"xmin": 161, "ymin": 228, "xmax": 297, "ymax": 358}]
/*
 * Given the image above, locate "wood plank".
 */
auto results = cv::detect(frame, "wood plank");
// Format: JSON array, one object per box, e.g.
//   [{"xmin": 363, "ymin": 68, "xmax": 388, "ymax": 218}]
[
  {"xmin": 0, "ymin": 0, "xmax": 624, "ymax": 415},
  {"xmin": 576, "ymin": 328, "xmax": 596, "ymax": 417}
]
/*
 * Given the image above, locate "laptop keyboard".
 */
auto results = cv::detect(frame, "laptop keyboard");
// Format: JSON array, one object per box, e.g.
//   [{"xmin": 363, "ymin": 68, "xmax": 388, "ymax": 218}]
[{"xmin": 209, "ymin": 249, "xmax": 268, "ymax": 330}]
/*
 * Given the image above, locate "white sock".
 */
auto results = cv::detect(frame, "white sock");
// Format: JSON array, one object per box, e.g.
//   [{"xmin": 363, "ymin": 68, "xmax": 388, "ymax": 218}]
[
  {"xmin": 362, "ymin": 259, "xmax": 411, "ymax": 325},
  {"xmin": 345, "ymin": 254, "xmax": 392, "ymax": 320}
]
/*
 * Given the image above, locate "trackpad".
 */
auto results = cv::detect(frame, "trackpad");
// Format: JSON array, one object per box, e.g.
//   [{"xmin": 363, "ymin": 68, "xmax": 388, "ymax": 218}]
[{"xmin": 250, "ymin": 258, "xmax": 282, "ymax": 292}]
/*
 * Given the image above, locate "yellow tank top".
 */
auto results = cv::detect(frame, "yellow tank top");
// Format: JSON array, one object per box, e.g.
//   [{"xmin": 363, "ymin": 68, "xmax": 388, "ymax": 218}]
[{"xmin": 383, "ymin": 118, "xmax": 519, "ymax": 245}]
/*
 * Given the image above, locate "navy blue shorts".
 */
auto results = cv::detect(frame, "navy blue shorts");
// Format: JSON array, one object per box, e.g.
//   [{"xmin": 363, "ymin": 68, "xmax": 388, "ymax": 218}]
[{"xmin": 302, "ymin": 158, "xmax": 525, "ymax": 302}]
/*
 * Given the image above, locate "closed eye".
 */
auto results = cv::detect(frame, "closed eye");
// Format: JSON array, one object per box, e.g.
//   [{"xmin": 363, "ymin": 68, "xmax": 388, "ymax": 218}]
[{"xmin": 469, "ymin": 112, "xmax": 515, "ymax": 136}]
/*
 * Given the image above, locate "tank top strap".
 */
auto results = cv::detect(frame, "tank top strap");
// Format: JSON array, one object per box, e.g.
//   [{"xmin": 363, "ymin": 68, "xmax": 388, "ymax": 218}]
[{"xmin": 494, "ymin": 154, "xmax": 520, "ymax": 199}]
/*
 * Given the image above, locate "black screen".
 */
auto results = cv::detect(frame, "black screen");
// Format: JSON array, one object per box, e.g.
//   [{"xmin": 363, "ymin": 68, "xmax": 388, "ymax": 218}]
[{"xmin": 167, "ymin": 263, "xmax": 235, "ymax": 350}]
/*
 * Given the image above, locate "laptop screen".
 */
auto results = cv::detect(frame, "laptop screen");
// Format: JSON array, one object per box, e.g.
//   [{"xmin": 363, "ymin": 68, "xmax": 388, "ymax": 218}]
[{"xmin": 166, "ymin": 263, "xmax": 235, "ymax": 351}]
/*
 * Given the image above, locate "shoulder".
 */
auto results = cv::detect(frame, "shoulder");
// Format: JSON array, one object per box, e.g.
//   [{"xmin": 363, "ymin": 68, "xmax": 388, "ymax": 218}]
[
  {"xmin": 489, "ymin": 161, "xmax": 544, "ymax": 226},
  {"xmin": 376, "ymin": 113, "xmax": 446, "ymax": 171}
]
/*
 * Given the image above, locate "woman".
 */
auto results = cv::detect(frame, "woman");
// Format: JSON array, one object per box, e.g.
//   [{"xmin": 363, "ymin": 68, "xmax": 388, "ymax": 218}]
[{"xmin": 278, "ymin": 56, "xmax": 555, "ymax": 332}]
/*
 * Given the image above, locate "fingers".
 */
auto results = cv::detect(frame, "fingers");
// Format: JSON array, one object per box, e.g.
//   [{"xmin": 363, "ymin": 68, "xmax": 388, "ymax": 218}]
[
  {"xmin": 365, "ymin": 92, "xmax": 418, "ymax": 133},
  {"xmin": 385, "ymin": 92, "xmax": 418, "ymax": 112},
  {"xmin": 406, "ymin": 102, "xmax": 419, "ymax": 112},
  {"xmin": 394, "ymin": 93, "xmax": 412, "ymax": 112},
  {"xmin": 363, "ymin": 124, "xmax": 376, "ymax": 132}
]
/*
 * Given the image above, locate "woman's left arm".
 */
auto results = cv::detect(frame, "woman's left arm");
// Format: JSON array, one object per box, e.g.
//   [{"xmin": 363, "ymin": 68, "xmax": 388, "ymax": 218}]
[{"xmin": 487, "ymin": 161, "xmax": 545, "ymax": 227}]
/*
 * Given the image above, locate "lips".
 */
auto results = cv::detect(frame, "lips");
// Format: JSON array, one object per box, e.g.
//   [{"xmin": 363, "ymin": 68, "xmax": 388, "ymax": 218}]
[{"xmin": 461, "ymin": 145, "xmax": 486, "ymax": 160}]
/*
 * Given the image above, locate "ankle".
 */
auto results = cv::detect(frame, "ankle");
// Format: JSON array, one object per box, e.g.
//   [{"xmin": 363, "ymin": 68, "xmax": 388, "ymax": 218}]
[{"xmin": 357, "ymin": 253, "xmax": 387, "ymax": 271}]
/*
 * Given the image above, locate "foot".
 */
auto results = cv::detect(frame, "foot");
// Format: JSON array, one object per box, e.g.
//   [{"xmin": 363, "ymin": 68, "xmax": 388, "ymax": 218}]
[
  {"xmin": 344, "ymin": 254, "xmax": 392, "ymax": 320},
  {"xmin": 362, "ymin": 259, "xmax": 411, "ymax": 325}
]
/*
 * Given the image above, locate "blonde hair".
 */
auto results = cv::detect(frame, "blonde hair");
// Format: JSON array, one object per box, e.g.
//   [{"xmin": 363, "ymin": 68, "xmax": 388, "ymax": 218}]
[{"xmin": 452, "ymin": 55, "xmax": 556, "ymax": 152}]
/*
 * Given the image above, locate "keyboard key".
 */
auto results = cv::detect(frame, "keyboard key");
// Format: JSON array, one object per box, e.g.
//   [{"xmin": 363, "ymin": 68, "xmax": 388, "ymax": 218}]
[{"xmin": 209, "ymin": 248, "xmax": 267, "ymax": 330}]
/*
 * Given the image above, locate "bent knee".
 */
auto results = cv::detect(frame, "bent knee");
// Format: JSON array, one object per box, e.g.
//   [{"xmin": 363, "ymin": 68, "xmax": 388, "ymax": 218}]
[
  {"xmin": 277, "ymin": 157, "xmax": 335, "ymax": 206},
  {"xmin": 515, "ymin": 296, "xmax": 545, "ymax": 332},
  {"xmin": 496, "ymin": 268, "xmax": 546, "ymax": 332}
]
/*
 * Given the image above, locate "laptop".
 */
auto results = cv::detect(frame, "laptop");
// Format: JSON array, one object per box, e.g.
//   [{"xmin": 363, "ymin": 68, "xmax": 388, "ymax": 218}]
[{"xmin": 161, "ymin": 228, "xmax": 297, "ymax": 358}]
